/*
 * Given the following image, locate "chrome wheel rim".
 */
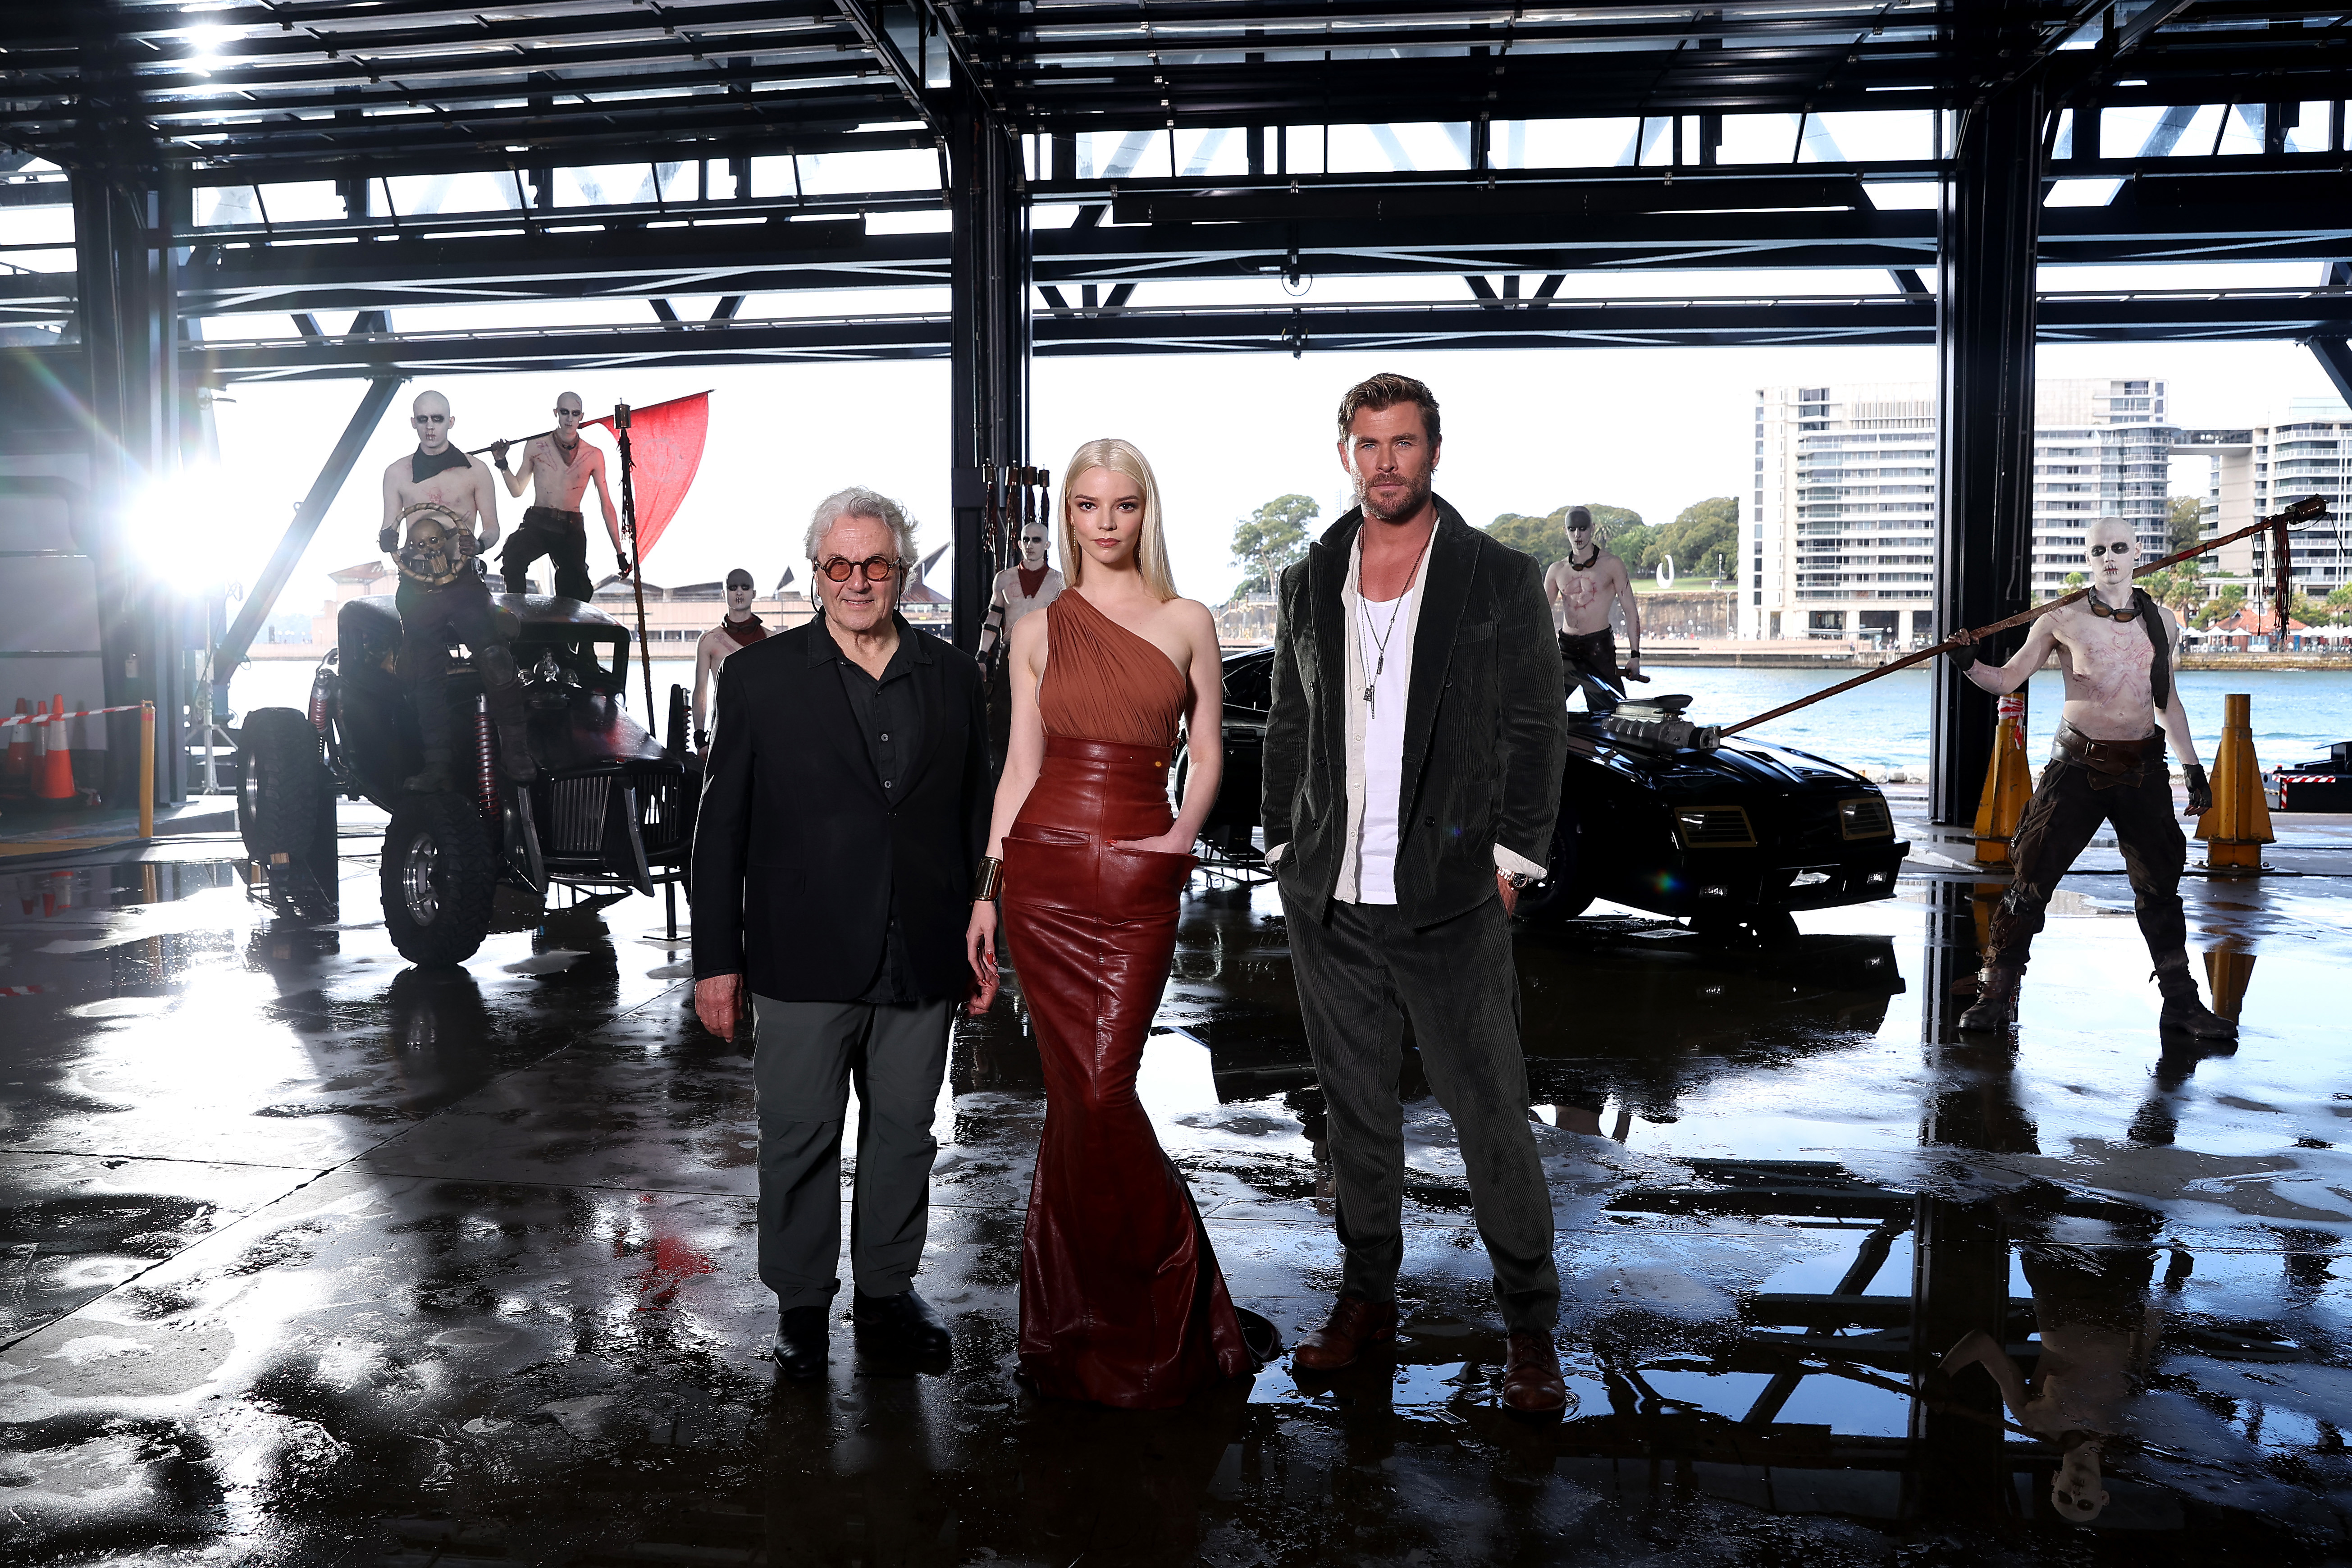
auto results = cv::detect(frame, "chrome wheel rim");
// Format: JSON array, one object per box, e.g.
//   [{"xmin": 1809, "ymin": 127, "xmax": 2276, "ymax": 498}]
[{"xmin": 402, "ymin": 830, "xmax": 440, "ymax": 925}]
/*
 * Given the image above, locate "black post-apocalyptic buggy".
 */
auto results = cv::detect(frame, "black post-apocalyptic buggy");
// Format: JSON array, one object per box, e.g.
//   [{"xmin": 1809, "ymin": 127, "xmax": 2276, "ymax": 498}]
[{"xmin": 235, "ymin": 593, "xmax": 697, "ymax": 965}]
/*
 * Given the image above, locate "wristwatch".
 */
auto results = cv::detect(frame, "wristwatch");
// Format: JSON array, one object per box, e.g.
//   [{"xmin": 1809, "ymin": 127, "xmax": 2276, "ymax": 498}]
[{"xmin": 1501, "ymin": 869, "xmax": 1535, "ymax": 890}]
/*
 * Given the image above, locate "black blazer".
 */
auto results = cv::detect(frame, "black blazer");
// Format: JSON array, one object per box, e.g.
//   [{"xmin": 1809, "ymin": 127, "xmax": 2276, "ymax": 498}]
[
  {"xmin": 1260, "ymin": 497, "xmax": 1568, "ymax": 929},
  {"xmin": 690, "ymin": 615, "xmax": 991, "ymax": 1001}
]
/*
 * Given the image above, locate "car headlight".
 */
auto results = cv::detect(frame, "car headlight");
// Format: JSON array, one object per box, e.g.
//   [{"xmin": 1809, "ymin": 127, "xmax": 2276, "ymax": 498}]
[
  {"xmin": 1673, "ymin": 805, "xmax": 1756, "ymax": 850},
  {"xmin": 1838, "ymin": 795, "xmax": 1894, "ymax": 840}
]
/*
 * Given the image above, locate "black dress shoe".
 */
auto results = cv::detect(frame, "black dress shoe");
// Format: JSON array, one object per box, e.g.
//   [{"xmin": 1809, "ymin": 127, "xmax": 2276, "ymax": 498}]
[
  {"xmin": 773, "ymin": 1304, "xmax": 829, "ymax": 1380},
  {"xmin": 853, "ymin": 1289, "xmax": 951, "ymax": 1358}
]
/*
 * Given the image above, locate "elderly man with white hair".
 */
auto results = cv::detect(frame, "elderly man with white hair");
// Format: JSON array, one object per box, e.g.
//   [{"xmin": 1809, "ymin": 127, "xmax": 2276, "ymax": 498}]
[{"xmin": 691, "ymin": 486, "xmax": 994, "ymax": 1379}]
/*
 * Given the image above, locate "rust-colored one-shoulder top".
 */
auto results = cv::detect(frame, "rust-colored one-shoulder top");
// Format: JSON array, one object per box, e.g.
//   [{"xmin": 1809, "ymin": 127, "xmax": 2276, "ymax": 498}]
[{"xmin": 1037, "ymin": 588, "xmax": 1189, "ymax": 750}]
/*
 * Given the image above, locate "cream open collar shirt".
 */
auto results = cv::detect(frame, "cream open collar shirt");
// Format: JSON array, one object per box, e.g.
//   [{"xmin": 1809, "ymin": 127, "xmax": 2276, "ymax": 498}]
[{"xmin": 1267, "ymin": 527, "xmax": 1549, "ymax": 900}]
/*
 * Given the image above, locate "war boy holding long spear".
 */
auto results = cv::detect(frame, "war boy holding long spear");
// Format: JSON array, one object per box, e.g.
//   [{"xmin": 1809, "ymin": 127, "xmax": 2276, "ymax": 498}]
[{"xmin": 1945, "ymin": 516, "xmax": 2233, "ymax": 1040}]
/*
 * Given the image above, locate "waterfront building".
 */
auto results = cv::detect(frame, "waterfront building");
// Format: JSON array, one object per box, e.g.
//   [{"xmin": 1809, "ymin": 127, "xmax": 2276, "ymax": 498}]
[
  {"xmin": 1746, "ymin": 378, "xmax": 2189, "ymax": 642},
  {"xmin": 2199, "ymin": 398, "xmax": 2352, "ymax": 613}
]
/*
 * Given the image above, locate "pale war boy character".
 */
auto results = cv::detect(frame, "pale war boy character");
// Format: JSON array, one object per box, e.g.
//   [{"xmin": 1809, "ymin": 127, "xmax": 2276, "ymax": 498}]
[
  {"xmin": 692, "ymin": 569, "xmax": 768, "ymax": 749},
  {"xmin": 490, "ymin": 391, "xmax": 624, "ymax": 602},
  {"xmin": 377, "ymin": 390, "xmax": 535, "ymax": 788},
  {"xmin": 1541, "ymin": 507, "xmax": 1643, "ymax": 713},
  {"xmin": 974, "ymin": 519, "xmax": 1064, "ymax": 763},
  {"xmin": 974, "ymin": 519, "xmax": 1064, "ymax": 672},
  {"xmin": 1946, "ymin": 517, "xmax": 2232, "ymax": 1038}
]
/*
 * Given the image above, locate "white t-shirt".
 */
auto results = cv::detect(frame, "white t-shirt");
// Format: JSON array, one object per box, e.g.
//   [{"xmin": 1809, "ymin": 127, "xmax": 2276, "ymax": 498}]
[{"xmin": 1354, "ymin": 587, "xmax": 1413, "ymax": 904}]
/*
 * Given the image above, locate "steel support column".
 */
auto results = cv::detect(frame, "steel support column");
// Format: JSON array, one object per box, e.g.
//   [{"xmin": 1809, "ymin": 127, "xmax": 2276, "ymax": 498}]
[
  {"xmin": 946, "ymin": 85, "xmax": 1030, "ymax": 651},
  {"xmin": 1932, "ymin": 18, "xmax": 2045, "ymax": 825},
  {"xmin": 73, "ymin": 6, "xmax": 187, "ymax": 807},
  {"xmin": 2311, "ymin": 334, "xmax": 2352, "ymax": 409}
]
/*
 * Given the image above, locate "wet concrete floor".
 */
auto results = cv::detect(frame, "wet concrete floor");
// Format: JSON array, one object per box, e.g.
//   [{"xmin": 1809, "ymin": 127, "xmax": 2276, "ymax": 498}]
[{"xmin": 3, "ymin": 799, "xmax": 2349, "ymax": 1565}]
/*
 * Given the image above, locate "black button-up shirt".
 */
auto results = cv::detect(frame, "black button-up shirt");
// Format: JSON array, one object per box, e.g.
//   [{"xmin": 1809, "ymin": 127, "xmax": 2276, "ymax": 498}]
[{"xmin": 814, "ymin": 613, "xmax": 931, "ymax": 1003}]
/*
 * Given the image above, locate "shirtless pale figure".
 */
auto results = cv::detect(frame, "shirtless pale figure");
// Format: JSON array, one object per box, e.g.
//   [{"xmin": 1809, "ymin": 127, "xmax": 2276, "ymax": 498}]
[
  {"xmin": 976, "ymin": 521, "xmax": 1064, "ymax": 762},
  {"xmin": 692, "ymin": 568, "xmax": 767, "ymax": 749},
  {"xmin": 489, "ymin": 391, "xmax": 622, "ymax": 602},
  {"xmin": 976, "ymin": 521, "xmax": 1066, "ymax": 668},
  {"xmin": 1946, "ymin": 517, "xmax": 2230, "ymax": 1038},
  {"xmin": 378, "ymin": 390, "xmax": 535, "ymax": 788},
  {"xmin": 1541, "ymin": 507, "xmax": 1642, "ymax": 712}
]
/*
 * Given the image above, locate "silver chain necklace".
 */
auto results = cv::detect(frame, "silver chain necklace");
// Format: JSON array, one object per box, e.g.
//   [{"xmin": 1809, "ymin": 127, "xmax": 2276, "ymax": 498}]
[{"xmin": 1356, "ymin": 529, "xmax": 1434, "ymax": 713}]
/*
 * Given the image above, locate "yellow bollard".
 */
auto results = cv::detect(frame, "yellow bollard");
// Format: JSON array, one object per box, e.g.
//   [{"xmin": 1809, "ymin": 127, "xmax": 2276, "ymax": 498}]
[
  {"xmin": 138, "ymin": 700, "xmax": 155, "ymax": 841},
  {"xmin": 2203, "ymin": 946, "xmax": 2257, "ymax": 1023},
  {"xmin": 2196, "ymin": 692, "xmax": 2272, "ymax": 871},
  {"xmin": 1973, "ymin": 690, "xmax": 2036, "ymax": 865}
]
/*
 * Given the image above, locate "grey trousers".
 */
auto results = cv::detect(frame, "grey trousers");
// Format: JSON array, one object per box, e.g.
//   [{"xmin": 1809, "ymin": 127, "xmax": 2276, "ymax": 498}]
[
  {"xmin": 1281, "ymin": 892, "xmax": 1560, "ymax": 1330},
  {"xmin": 751, "ymin": 993, "xmax": 952, "ymax": 1309}
]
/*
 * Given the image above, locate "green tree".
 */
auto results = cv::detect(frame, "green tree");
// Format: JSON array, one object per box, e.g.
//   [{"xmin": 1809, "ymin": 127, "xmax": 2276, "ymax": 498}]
[
  {"xmin": 2326, "ymin": 585, "xmax": 2352, "ymax": 625},
  {"xmin": 1229, "ymin": 493, "xmax": 1319, "ymax": 598},
  {"xmin": 1643, "ymin": 497, "xmax": 1739, "ymax": 582},
  {"xmin": 2168, "ymin": 495, "xmax": 2204, "ymax": 553},
  {"xmin": 2063, "ymin": 570, "xmax": 2089, "ymax": 590},
  {"xmin": 2198, "ymin": 583, "xmax": 2246, "ymax": 629},
  {"xmin": 2156, "ymin": 558, "xmax": 2207, "ymax": 617},
  {"xmin": 1484, "ymin": 504, "xmax": 1644, "ymax": 567}
]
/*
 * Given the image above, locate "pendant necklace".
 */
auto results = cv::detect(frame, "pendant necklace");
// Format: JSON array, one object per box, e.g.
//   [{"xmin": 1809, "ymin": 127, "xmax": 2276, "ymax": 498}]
[{"xmin": 1357, "ymin": 528, "xmax": 1434, "ymax": 712}]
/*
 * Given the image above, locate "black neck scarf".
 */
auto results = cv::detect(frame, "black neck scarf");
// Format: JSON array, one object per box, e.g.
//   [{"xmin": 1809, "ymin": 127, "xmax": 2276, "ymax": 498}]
[{"xmin": 411, "ymin": 445, "xmax": 472, "ymax": 483}]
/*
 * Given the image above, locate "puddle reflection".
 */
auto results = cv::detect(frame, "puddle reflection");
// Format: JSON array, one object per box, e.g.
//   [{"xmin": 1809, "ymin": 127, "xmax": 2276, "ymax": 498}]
[{"xmin": 1, "ymin": 854, "xmax": 2346, "ymax": 1561}]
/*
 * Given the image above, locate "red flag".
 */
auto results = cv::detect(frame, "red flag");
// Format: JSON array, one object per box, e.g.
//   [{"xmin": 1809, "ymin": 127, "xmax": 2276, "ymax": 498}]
[{"xmin": 585, "ymin": 391, "xmax": 709, "ymax": 563}]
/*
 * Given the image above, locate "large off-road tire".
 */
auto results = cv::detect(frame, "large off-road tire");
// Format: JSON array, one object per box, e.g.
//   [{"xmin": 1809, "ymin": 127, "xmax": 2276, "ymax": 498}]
[
  {"xmin": 380, "ymin": 790, "xmax": 498, "ymax": 966},
  {"xmin": 237, "ymin": 707, "xmax": 338, "ymax": 919},
  {"xmin": 1515, "ymin": 814, "xmax": 1594, "ymax": 924},
  {"xmin": 237, "ymin": 708, "xmax": 325, "ymax": 859}
]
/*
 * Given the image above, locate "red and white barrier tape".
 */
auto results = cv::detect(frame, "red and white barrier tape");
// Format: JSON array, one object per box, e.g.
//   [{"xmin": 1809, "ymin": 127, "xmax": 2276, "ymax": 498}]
[{"xmin": 1, "ymin": 704, "xmax": 147, "ymax": 728}]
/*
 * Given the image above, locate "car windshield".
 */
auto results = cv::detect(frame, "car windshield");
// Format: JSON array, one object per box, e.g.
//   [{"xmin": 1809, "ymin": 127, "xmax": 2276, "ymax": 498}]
[{"xmin": 1224, "ymin": 654, "xmax": 1275, "ymax": 711}]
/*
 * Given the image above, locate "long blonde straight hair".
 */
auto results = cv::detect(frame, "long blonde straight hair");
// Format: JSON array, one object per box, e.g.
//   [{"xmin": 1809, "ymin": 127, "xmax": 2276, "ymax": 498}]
[{"xmin": 1058, "ymin": 438, "xmax": 1178, "ymax": 602}]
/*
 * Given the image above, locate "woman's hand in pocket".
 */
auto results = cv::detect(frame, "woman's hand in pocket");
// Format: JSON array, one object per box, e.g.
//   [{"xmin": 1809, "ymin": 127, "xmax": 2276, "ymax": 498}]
[
  {"xmin": 964, "ymin": 900, "xmax": 1000, "ymax": 1016},
  {"xmin": 1112, "ymin": 828, "xmax": 1195, "ymax": 856}
]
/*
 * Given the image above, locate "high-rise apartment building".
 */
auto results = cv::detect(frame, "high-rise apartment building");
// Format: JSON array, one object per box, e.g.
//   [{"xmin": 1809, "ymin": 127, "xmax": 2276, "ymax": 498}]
[
  {"xmin": 2200, "ymin": 398, "xmax": 2352, "ymax": 608},
  {"xmin": 1744, "ymin": 378, "xmax": 2182, "ymax": 642}
]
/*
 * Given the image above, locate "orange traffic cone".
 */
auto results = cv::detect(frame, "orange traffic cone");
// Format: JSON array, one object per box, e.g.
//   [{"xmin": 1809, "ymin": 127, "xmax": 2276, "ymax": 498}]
[
  {"xmin": 2196, "ymin": 692, "xmax": 2273, "ymax": 871},
  {"xmin": 33, "ymin": 694, "xmax": 75, "ymax": 805},
  {"xmin": 2, "ymin": 697, "xmax": 28, "ymax": 791},
  {"xmin": 1973, "ymin": 690, "xmax": 2036, "ymax": 865}
]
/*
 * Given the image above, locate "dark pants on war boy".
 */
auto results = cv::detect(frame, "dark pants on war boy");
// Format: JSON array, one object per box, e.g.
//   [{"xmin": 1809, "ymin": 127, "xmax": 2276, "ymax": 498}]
[{"xmin": 1984, "ymin": 724, "xmax": 2189, "ymax": 974}]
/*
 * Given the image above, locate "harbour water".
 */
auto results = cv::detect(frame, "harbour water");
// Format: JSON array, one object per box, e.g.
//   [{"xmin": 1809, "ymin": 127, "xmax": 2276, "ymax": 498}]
[{"xmin": 227, "ymin": 658, "xmax": 2352, "ymax": 777}]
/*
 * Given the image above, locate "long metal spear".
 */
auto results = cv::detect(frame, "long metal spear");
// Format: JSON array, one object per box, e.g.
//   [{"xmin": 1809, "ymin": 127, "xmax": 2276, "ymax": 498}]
[
  {"xmin": 464, "ymin": 428, "xmax": 558, "ymax": 456},
  {"xmin": 1716, "ymin": 494, "xmax": 2330, "ymax": 742},
  {"xmin": 612, "ymin": 400, "xmax": 658, "ymax": 722}
]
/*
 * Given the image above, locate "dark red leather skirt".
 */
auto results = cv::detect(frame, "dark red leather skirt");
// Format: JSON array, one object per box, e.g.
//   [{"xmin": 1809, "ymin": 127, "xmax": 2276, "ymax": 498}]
[{"xmin": 1000, "ymin": 735, "xmax": 1251, "ymax": 1408}]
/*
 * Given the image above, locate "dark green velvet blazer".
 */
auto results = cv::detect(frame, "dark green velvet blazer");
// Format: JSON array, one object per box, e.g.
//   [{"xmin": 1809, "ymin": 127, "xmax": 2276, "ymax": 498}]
[{"xmin": 1260, "ymin": 497, "xmax": 1569, "ymax": 929}]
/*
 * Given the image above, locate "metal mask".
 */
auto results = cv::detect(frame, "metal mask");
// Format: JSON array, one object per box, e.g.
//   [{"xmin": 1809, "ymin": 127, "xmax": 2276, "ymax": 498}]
[{"xmin": 395, "ymin": 501, "xmax": 479, "ymax": 587}]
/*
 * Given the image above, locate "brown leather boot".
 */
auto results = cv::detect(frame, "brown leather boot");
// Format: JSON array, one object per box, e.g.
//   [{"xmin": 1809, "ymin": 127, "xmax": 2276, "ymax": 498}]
[
  {"xmin": 1292, "ymin": 1295, "xmax": 1397, "ymax": 1371},
  {"xmin": 1502, "ymin": 1330, "xmax": 1570, "ymax": 1417},
  {"xmin": 1957, "ymin": 963, "xmax": 2022, "ymax": 1032}
]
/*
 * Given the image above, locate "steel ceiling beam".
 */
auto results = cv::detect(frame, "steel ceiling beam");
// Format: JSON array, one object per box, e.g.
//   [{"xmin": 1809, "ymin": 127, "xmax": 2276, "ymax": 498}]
[
  {"xmin": 12, "ymin": 178, "xmax": 2352, "ymax": 328},
  {"xmin": 68, "ymin": 287, "xmax": 2337, "ymax": 380}
]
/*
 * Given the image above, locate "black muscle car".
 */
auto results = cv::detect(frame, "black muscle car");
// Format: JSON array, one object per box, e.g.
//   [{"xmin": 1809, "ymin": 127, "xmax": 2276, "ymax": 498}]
[{"xmin": 1179, "ymin": 647, "xmax": 1908, "ymax": 935}]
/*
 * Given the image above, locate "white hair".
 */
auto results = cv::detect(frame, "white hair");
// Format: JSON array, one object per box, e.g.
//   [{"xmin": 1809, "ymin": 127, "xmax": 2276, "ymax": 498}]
[{"xmin": 807, "ymin": 486, "xmax": 918, "ymax": 566}]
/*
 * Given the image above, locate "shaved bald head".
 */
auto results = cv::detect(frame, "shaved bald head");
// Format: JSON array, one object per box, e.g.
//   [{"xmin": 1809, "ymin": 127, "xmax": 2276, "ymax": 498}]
[{"xmin": 411, "ymin": 389, "xmax": 455, "ymax": 453}]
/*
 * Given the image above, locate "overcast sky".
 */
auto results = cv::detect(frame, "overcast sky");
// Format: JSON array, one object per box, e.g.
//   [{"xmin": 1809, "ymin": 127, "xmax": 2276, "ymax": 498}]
[{"xmin": 210, "ymin": 330, "xmax": 2348, "ymax": 623}]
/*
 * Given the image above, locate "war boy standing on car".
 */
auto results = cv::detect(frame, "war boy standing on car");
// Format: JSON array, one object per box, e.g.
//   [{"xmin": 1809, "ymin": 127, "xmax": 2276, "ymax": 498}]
[{"xmin": 378, "ymin": 389, "xmax": 535, "ymax": 791}]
